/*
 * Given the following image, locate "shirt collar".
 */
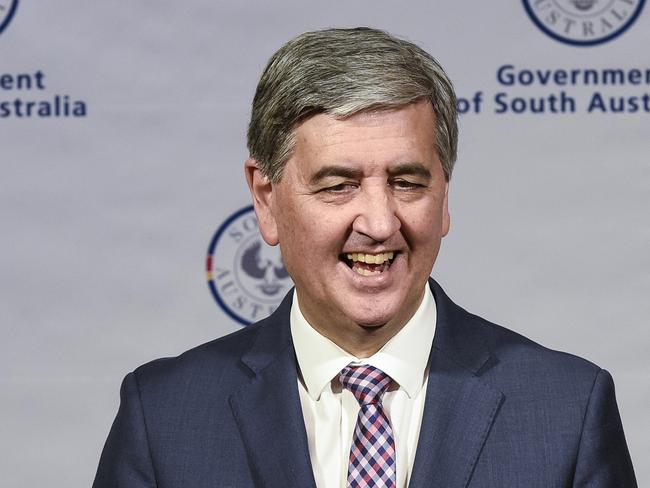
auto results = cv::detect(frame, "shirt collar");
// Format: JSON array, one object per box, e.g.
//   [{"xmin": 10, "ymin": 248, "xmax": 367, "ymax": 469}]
[{"xmin": 290, "ymin": 284, "xmax": 436, "ymax": 401}]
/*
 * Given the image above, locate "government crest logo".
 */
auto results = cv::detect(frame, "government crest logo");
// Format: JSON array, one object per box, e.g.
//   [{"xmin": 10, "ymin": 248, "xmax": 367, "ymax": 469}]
[
  {"xmin": 206, "ymin": 206, "xmax": 293, "ymax": 326},
  {"xmin": 0, "ymin": 0, "xmax": 18, "ymax": 37},
  {"xmin": 523, "ymin": 0, "xmax": 646, "ymax": 46}
]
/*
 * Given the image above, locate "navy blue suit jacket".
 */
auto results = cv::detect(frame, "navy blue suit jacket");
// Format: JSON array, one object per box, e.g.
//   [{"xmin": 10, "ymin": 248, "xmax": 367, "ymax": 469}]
[{"xmin": 93, "ymin": 280, "xmax": 637, "ymax": 487}]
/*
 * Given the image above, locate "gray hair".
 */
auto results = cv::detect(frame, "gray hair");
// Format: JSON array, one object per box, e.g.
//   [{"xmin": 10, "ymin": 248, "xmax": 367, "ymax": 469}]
[{"xmin": 247, "ymin": 27, "xmax": 458, "ymax": 182}]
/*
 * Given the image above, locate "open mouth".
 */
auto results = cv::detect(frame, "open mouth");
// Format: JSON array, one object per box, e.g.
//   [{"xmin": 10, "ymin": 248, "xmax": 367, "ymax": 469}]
[{"xmin": 340, "ymin": 251, "xmax": 398, "ymax": 276}]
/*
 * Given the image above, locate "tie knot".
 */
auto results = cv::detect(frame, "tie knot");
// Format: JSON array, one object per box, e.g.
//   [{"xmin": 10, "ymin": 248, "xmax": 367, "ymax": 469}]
[{"xmin": 339, "ymin": 364, "xmax": 392, "ymax": 405}]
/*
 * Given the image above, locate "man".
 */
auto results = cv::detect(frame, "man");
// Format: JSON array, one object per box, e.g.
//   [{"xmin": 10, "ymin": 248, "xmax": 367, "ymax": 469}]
[{"xmin": 93, "ymin": 28, "xmax": 637, "ymax": 487}]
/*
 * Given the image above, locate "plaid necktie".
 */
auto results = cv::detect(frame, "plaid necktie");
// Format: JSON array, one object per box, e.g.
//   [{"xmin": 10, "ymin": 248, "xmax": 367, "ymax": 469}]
[{"xmin": 339, "ymin": 364, "xmax": 396, "ymax": 488}]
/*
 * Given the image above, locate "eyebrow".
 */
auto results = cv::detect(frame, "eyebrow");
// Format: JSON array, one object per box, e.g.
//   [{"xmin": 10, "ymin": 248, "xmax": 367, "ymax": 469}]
[
  {"xmin": 387, "ymin": 162, "xmax": 432, "ymax": 179},
  {"xmin": 309, "ymin": 161, "xmax": 432, "ymax": 185},
  {"xmin": 310, "ymin": 165, "xmax": 363, "ymax": 185}
]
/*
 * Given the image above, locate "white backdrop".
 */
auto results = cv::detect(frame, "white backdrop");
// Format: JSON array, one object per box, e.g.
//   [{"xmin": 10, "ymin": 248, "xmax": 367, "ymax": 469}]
[{"xmin": 1, "ymin": 1, "xmax": 648, "ymax": 486}]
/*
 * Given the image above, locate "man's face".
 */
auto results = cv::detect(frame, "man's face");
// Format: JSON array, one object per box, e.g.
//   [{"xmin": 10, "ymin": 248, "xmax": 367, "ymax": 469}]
[{"xmin": 249, "ymin": 100, "xmax": 449, "ymax": 345}]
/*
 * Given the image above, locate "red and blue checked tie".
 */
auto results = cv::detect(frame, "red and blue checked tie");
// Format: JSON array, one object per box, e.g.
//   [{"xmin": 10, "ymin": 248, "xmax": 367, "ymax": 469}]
[{"xmin": 339, "ymin": 364, "xmax": 396, "ymax": 488}]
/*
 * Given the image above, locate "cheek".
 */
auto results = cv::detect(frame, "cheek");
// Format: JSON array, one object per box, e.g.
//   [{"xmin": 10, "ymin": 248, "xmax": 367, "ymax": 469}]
[
  {"xmin": 280, "ymin": 197, "xmax": 344, "ymax": 241},
  {"xmin": 398, "ymin": 204, "xmax": 441, "ymax": 241},
  {"xmin": 279, "ymin": 206, "xmax": 317, "ymax": 241},
  {"xmin": 274, "ymin": 198, "xmax": 336, "ymax": 266}
]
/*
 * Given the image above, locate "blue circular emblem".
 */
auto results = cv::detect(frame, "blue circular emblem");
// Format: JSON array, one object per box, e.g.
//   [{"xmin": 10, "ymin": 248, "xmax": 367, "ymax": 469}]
[
  {"xmin": 206, "ymin": 205, "xmax": 294, "ymax": 326},
  {"xmin": 0, "ymin": 0, "xmax": 18, "ymax": 37},
  {"xmin": 523, "ymin": 0, "xmax": 645, "ymax": 46}
]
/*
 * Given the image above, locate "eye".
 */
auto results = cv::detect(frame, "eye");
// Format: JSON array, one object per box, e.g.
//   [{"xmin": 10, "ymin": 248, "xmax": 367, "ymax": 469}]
[
  {"xmin": 391, "ymin": 179, "xmax": 425, "ymax": 189},
  {"xmin": 322, "ymin": 182, "xmax": 358, "ymax": 193}
]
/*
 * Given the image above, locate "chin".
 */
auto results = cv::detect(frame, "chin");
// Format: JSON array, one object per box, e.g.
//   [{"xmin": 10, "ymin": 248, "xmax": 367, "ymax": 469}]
[
  {"xmin": 354, "ymin": 318, "xmax": 389, "ymax": 329},
  {"xmin": 344, "ymin": 303, "xmax": 401, "ymax": 329}
]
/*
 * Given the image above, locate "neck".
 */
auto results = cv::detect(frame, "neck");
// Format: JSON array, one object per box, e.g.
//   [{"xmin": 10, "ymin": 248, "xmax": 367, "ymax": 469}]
[
  {"xmin": 320, "ymin": 322, "xmax": 405, "ymax": 358},
  {"xmin": 297, "ymin": 289, "xmax": 425, "ymax": 358},
  {"xmin": 301, "ymin": 301, "xmax": 420, "ymax": 359}
]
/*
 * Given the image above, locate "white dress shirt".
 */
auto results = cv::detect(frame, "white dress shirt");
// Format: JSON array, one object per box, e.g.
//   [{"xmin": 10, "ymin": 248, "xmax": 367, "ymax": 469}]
[{"xmin": 290, "ymin": 286, "xmax": 437, "ymax": 488}]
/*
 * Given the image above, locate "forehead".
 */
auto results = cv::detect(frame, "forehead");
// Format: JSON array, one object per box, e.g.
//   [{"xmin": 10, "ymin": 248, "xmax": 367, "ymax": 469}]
[{"xmin": 290, "ymin": 101, "xmax": 438, "ymax": 171}]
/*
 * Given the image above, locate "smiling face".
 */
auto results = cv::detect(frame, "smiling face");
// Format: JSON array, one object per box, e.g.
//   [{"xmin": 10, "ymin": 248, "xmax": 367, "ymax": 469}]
[{"xmin": 246, "ymin": 100, "xmax": 450, "ymax": 355}]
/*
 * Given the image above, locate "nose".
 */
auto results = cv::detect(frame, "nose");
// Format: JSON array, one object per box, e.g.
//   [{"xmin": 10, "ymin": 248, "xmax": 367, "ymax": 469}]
[{"xmin": 351, "ymin": 186, "xmax": 401, "ymax": 242}]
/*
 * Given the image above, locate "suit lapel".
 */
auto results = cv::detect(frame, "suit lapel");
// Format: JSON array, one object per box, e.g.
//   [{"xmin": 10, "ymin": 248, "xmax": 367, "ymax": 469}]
[
  {"xmin": 229, "ymin": 293, "xmax": 317, "ymax": 488},
  {"xmin": 409, "ymin": 280, "xmax": 505, "ymax": 488},
  {"xmin": 228, "ymin": 280, "xmax": 503, "ymax": 488}
]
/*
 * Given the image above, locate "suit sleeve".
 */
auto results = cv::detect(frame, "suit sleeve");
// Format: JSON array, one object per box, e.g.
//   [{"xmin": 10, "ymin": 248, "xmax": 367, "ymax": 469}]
[
  {"xmin": 92, "ymin": 372, "xmax": 157, "ymax": 488},
  {"xmin": 572, "ymin": 369, "xmax": 637, "ymax": 488}
]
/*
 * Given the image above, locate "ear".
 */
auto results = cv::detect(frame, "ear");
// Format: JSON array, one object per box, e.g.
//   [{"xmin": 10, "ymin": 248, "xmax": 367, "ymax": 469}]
[
  {"xmin": 441, "ymin": 182, "xmax": 451, "ymax": 237},
  {"xmin": 244, "ymin": 158, "xmax": 279, "ymax": 245}
]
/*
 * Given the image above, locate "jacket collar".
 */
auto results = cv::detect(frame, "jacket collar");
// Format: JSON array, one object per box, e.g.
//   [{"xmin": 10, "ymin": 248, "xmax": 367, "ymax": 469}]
[
  {"xmin": 230, "ymin": 279, "xmax": 504, "ymax": 488},
  {"xmin": 409, "ymin": 279, "xmax": 504, "ymax": 488},
  {"xmin": 229, "ymin": 291, "xmax": 317, "ymax": 488}
]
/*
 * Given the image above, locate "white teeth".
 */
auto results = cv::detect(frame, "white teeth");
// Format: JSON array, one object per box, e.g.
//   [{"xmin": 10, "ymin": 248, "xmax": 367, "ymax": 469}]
[{"xmin": 346, "ymin": 252, "xmax": 396, "ymax": 264}]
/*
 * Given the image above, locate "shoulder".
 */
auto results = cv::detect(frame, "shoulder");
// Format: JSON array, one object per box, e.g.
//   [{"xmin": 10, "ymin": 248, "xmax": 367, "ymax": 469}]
[
  {"xmin": 124, "ymin": 290, "xmax": 294, "ymax": 403},
  {"xmin": 479, "ymin": 312, "xmax": 599, "ymax": 378},
  {"xmin": 431, "ymin": 280, "xmax": 601, "ymax": 380},
  {"xmin": 430, "ymin": 282, "xmax": 637, "ymax": 484},
  {"xmin": 130, "ymin": 319, "xmax": 266, "ymax": 398},
  {"xmin": 461, "ymin": 307, "xmax": 603, "ymax": 402},
  {"xmin": 431, "ymin": 279, "xmax": 603, "ymax": 395}
]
